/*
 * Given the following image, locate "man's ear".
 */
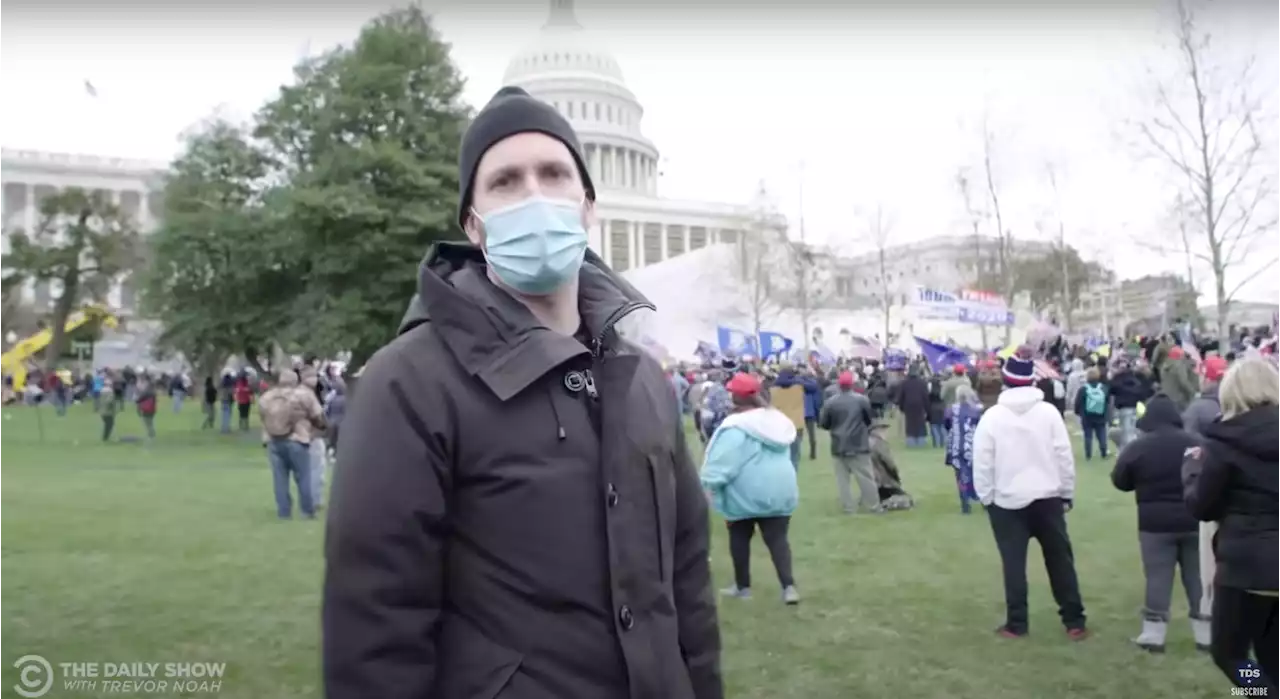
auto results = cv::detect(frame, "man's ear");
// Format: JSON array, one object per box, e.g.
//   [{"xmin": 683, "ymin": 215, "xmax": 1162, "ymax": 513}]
[
  {"xmin": 582, "ymin": 198, "xmax": 597, "ymax": 230},
  {"xmin": 463, "ymin": 212, "xmax": 483, "ymax": 246}
]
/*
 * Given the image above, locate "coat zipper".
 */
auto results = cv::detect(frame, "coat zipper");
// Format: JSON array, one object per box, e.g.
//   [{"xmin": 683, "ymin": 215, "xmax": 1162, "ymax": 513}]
[{"xmin": 590, "ymin": 301, "xmax": 655, "ymax": 360}]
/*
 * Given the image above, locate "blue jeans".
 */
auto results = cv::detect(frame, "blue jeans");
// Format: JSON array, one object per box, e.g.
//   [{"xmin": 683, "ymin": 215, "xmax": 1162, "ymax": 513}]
[
  {"xmin": 1082, "ymin": 422, "xmax": 1108, "ymax": 460},
  {"xmin": 172, "ymin": 392, "xmax": 184, "ymax": 413},
  {"xmin": 1118, "ymin": 407, "xmax": 1138, "ymax": 448},
  {"xmin": 788, "ymin": 437, "xmax": 801, "ymax": 470},
  {"xmin": 220, "ymin": 402, "xmax": 233, "ymax": 433},
  {"xmin": 929, "ymin": 423, "xmax": 947, "ymax": 448},
  {"xmin": 267, "ymin": 438, "xmax": 314, "ymax": 518}
]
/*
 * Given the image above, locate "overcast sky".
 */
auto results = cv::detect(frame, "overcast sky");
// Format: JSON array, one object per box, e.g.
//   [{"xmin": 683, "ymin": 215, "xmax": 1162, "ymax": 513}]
[{"xmin": 3, "ymin": 0, "xmax": 1277, "ymax": 303}]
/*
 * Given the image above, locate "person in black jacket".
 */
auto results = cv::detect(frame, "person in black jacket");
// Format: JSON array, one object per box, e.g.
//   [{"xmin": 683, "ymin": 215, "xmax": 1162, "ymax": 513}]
[
  {"xmin": 1110, "ymin": 360, "xmax": 1152, "ymax": 449},
  {"xmin": 1183, "ymin": 357, "xmax": 1278, "ymax": 692},
  {"xmin": 323, "ymin": 87, "xmax": 721, "ymax": 699},
  {"xmin": 1111, "ymin": 394, "xmax": 1207, "ymax": 653}
]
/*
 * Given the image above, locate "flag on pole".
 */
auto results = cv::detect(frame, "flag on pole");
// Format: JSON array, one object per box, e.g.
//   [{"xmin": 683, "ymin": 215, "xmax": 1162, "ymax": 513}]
[{"xmin": 84, "ymin": 80, "xmax": 98, "ymax": 98}]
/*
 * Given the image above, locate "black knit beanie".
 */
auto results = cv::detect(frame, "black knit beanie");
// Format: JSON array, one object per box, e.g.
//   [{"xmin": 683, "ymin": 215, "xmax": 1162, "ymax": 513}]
[{"xmin": 457, "ymin": 86, "xmax": 596, "ymax": 228}]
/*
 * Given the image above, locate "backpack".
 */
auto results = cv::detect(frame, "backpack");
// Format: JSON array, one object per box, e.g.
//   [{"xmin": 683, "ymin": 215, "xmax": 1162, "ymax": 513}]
[
  {"xmin": 1083, "ymin": 383, "xmax": 1107, "ymax": 416},
  {"xmin": 260, "ymin": 388, "xmax": 302, "ymax": 438}
]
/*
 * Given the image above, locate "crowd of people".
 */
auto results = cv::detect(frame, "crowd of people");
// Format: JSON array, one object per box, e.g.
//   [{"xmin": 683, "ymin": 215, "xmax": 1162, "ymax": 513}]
[{"xmin": 668, "ymin": 334, "xmax": 1276, "ymax": 692}]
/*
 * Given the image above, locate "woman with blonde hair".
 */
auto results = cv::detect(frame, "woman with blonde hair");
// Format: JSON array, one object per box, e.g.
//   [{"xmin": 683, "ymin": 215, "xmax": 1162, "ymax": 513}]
[{"xmin": 1183, "ymin": 357, "xmax": 1278, "ymax": 691}]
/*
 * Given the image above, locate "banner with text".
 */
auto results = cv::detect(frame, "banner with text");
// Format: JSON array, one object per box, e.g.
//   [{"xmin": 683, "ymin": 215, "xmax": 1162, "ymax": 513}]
[{"xmin": 913, "ymin": 286, "xmax": 1015, "ymax": 327}]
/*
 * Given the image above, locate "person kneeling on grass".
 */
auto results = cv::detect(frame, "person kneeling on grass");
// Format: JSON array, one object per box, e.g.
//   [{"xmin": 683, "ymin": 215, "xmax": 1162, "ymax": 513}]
[
  {"xmin": 700, "ymin": 372, "xmax": 801, "ymax": 605},
  {"xmin": 1110, "ymin": 393, "xmax": 1208, "ymax": 653},
  {"xmin": 973, "ymin": 347, "xmax": 1088, "ymax": 641}
]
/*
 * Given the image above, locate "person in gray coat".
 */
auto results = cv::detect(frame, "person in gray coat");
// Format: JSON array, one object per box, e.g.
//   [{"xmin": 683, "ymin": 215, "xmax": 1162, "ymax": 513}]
[
  {"xmin": 818, "ymin": 371, "xmax": 877, "ymax": 513},
  {"xmin": 1183, "ymin": 356, "xmax": 1226, "ymax": 440}
]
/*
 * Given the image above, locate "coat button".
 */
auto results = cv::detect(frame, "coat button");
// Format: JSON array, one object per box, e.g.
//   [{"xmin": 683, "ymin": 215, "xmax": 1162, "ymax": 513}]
[
  {"xmin": 606, "ymin": 484, "xmax": 619, "ymax": 508},
  {"xmin": 618, "ymin": 605, "xmax": 634, "ymax": 630}
]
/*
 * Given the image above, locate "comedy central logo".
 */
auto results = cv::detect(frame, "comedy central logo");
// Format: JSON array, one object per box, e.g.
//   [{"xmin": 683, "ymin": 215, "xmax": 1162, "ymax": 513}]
[{"xmin": 13, "ymin": 655, "xmax": 54, "ymax": 698}]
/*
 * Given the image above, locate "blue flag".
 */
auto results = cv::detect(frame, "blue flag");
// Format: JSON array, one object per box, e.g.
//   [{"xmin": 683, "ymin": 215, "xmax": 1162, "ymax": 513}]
[{"xmin": 914, "ymin": 336, "xmax": 969, "ymax": 373}]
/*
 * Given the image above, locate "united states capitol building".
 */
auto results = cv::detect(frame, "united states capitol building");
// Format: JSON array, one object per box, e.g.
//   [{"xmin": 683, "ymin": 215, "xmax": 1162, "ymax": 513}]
[{"xmin": 504, "ymin": 0, "xmax": 782, "ymax": 271}]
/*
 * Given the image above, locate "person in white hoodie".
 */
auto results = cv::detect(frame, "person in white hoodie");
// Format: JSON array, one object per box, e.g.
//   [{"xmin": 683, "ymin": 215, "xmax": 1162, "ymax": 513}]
[{"xmin": 973, "ymin": 347, "xmax": 1089, "ymax": 640}]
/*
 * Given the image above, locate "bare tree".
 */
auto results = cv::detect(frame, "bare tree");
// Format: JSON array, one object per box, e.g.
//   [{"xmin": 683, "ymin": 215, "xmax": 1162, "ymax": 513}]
[
  {"xmin": 729, "ymin": 181, "xmax": 786, "ymax": 341},
  {"xmin": 979, "ymin": 115, "xmax": 1018, "ymax": 345},
  {"xmin": 857, "ymin": 203, "xmax": 897, "ymax": 348},
  {"xmin": 782, "ymin": 240, "xmax": 834, "ymax": 354},
  {"xmin": 955, "ymin": 168, "xmax": 991, "ymax": 348},
  {"xmin": 1133, "ymin": 0, "xmax": 1278, "ymax": 339},
  {"xmin": 1043, "ymin": 160, "xmax": 1073, "ymax": 331}
]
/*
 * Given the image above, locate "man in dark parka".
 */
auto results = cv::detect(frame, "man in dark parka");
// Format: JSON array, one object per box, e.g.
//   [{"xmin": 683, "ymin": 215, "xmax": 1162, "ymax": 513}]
[{"xmin": 322, "ymin": 86, "xmax": 722, "ymax": 699}]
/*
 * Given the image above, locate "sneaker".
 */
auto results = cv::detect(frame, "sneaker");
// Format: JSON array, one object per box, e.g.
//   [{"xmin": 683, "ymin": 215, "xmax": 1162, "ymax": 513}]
[
  {"xmin": 995, "ymin": 626, "xmax": 1027, "ymax": 639},
  {"xmin": 1132, "ymin": 619, "xmax": 1167, "ymax": 653},
  {"xmin": 782, "ymin": 586, "xmax": 801, "ymax": 605},
  {"xmin": 720, "ymin": 585, "xmax": 751, "ymax": 600},
  {"xmin": 1066, "ymin": 627, "xmax": 1090, "ymax": 641}
]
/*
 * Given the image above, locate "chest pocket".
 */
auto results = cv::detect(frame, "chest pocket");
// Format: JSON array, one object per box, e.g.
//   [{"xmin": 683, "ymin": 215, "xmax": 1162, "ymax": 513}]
[{"xmin": 647, "ymin": 452, "xmax": 678, "ymax": 582}]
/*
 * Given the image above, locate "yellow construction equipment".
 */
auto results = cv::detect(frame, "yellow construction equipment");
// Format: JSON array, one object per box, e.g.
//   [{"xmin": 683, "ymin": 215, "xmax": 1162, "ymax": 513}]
[{"xmin": 1, "ymin": 305, "xmax": 119, "ymax": 390}]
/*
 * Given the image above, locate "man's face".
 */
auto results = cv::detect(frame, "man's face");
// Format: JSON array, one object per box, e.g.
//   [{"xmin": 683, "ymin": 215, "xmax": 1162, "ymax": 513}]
[{"xmin": 464, "ymin": 132, "xmax": 595, "ymax": 245}]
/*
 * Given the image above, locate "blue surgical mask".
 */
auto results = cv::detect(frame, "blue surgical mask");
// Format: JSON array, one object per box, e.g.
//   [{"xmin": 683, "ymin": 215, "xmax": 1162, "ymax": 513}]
[{"xmin": 476, "ymin": 196, "xmax": 588, "ymax": 295}]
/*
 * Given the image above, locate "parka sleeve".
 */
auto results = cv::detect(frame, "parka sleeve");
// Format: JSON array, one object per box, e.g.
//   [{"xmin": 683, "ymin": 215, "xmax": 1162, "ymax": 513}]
[
  {"xmin": 672, "ymin": 425, "xmax": 724, "ymax": 699},
  {"xmin": 322, "ymin": 348, "xmax": 451, "ymax": 699}
]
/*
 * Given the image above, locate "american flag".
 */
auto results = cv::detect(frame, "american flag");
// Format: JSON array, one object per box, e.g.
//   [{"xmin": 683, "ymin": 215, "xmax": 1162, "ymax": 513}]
[{"xmin": 1032, "ymin": 359, "xmax": 1062, "ymax": 381}]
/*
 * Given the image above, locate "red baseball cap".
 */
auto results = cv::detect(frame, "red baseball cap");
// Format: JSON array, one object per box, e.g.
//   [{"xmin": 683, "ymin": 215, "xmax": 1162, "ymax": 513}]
[
  {"xmin": 1168, "ymin": 345, "xmax": 1185, "ymax": 360},
  {"xmin": 1201, "ymin": 356, "xmax": 1228, "ymax": 382},
  {"xmin": 953, "ymin": 363, "xmax": 967, "ymax": 374},
  {"xmin": 725, "ymin": 372, "xmax": 762, "ymax": 397},
  {"xmin": 837, "ymin": 371, "xmax": 855, "ymax": 387}
]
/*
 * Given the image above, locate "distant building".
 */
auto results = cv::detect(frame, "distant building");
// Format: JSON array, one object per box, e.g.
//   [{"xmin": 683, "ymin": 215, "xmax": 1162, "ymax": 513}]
[
  {"xmin": 1198, "ymin": 300, "xmax": 1278, "ymax": 332},
  {"xmin": 1, "ymin": 148, "xmax": 166, "ymax": 315},
  {"xmin": 1073, "ymin": 273, "xmax": 1197, "ymax": 337},
  {"xmin": 824, "ymin": 234, "xmax": 1057, "ymax": 310}
]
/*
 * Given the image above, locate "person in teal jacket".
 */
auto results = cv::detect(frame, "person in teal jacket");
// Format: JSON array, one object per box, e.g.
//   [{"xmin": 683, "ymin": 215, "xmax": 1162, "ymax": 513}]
[{"xmin": 701, "ymin": 372, "xmax": 802, "ymax": 605}]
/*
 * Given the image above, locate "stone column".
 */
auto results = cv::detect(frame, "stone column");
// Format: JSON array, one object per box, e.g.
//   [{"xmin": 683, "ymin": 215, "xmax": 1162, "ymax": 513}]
[
  {"xmin": 598, "ymin": 219, "xmax": 609, "ymax": 261},
  {"xmin": 682, "ymin": 225, "xmax": 691, "ymax": 253},
  {"xmin": 630, "ymin": 220, "xmax": 640, "ymax": 268},
  {"xmin": 660, "ymin": 223, "xmax": 669, "ymax": 261}
]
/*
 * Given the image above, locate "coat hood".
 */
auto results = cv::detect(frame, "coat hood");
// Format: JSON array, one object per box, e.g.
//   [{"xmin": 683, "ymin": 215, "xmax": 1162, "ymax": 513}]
[
  {"xmin": 397, "ymin": 242, "xmax": 654, "ymax": 401},
  {"xmin": 721, "ymin": 407, "xmax": 797, "ymax": 450},
  {"xmin": 1205, "ymin": 404, "xmax": 1279, "ymax": 464},
  {"xmin": 996, "ymin": 385, "xmax": 1045, "ymax": 414},
  {"xmin": 1137, "ymin": 393, "xmax": 1183, "ymax": 431}
]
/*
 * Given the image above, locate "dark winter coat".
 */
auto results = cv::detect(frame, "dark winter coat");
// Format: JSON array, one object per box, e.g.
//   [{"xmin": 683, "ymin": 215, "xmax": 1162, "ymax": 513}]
[
  {"xmin": 1181, "ymin": 384, "xmax": 1220, "ymax": 440},
  {"xmin": 323, "ymin": 243, "xmax": 722, "ymax": 699},
  {"xmin": 1110, "ymin": 394, "xmax": 1200, "ymax": 533},
  {"xmin": 896, "ymin": 374, "xmax": 930, "ymax": 438},
  {"xmin": 926, "ymin": 378, "xmax": 946, "ymax": 425},
  {"xmin": 1109, "ymin": 369, "xmax": 1150, "ymax": 410},
  {"xmin": 1183, "ymin": 404, "xmax": 1279, "ymax": 592},
  {"xmin": 817, "ymin": 389, "xmax": 873, "ymax": 456}
]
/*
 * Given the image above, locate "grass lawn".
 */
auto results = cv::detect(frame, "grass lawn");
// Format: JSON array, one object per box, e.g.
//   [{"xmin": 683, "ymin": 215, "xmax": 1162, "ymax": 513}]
[{"xmin": 2, "ymin": 400, "xmax": 1226, "ymax": 698}]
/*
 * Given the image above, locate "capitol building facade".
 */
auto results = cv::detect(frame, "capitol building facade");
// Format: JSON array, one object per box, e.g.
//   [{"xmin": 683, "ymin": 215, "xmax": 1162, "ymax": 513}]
[
  {"xmin": 1, "ymin": 149, "xmax": 165, "ymax": 312},
  {"xmin": 504, "ymin": 0, "xmax": 777, "ymax": 272}
]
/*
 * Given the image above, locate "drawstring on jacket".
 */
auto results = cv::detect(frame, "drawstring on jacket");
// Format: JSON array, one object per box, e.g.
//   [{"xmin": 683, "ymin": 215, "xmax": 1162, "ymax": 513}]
[{"xmin": 546, "ymin": 385, "xmax": 566, "ymax": 440}]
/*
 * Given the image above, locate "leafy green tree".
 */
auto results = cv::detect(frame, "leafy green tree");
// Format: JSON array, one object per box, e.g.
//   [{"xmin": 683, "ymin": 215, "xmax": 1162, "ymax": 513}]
[
  {"xmin": 255, "ymin": 6, "xmax": 472, "ymax": 368},
  {"xmin": 1, "ymin": 189, "xmax": 140, "ymax": 371},
  {"xmin": 141, "ymin": 118, "xmax": 299, "ymax": 379}
]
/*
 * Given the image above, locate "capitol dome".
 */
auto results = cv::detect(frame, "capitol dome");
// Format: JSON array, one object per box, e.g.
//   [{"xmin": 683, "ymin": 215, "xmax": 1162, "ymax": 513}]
[{"xmin": 502, "ymin": 0, "xmax": 660, "ymax": 197}]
